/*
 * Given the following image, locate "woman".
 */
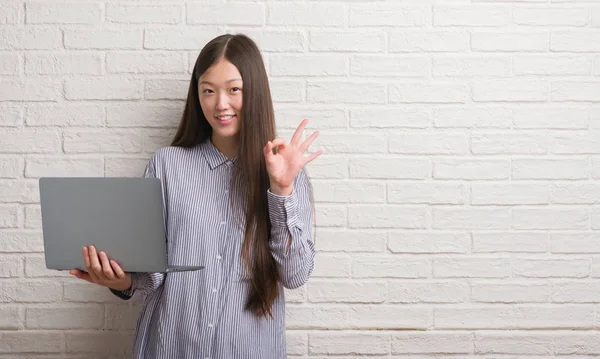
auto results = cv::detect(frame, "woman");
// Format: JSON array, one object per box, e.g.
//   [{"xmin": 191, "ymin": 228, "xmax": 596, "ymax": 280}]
[{"xmin": 69, "ymin": 33, "xmax": 321, "ymax": 358}]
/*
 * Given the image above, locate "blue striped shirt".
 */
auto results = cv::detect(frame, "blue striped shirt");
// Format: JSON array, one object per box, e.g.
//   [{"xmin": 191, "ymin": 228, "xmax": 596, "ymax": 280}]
[{"xmin": 112, "ymin": 139, "xmax": 315, "ymax": 358}]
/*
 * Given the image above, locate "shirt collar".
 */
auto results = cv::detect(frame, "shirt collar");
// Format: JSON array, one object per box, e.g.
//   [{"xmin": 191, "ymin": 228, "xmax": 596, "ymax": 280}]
[{"xmin": 200, "ymin": 139, "xmax": 238, "ymax": 170}]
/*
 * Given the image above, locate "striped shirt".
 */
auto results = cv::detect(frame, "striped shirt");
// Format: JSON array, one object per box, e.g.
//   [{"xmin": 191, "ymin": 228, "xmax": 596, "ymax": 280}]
[{"xmin": 111, "ymin": 139, "xmax": 315, "ymax": 359}]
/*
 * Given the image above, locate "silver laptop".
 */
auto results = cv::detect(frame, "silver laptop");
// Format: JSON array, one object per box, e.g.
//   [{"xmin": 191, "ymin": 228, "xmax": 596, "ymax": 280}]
[{"xmin": 39, "ymin": 177, "xmax": 204, "ymax": 273}]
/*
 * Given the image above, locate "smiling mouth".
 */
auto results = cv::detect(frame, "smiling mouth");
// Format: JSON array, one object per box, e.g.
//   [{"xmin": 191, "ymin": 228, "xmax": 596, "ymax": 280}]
[{"xmin": 216, "ymin": 115, "xmax": 235, "ymax": 122}]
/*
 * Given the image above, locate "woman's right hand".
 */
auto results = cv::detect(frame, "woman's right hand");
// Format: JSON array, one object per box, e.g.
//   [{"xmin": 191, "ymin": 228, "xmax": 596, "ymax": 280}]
[{"xmin": 69, "ymin": 245, "xmax": 132, "ymax": 292}]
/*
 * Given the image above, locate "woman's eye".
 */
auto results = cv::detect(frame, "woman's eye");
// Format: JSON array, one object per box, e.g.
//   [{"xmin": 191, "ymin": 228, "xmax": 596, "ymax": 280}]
[
  {"xmin": 231, "ymin": 87, "xmax": 241, "ymax": 93},
  {"xmin": 202, "ymin": 89, "xmax": 213, "ymax": 94}
]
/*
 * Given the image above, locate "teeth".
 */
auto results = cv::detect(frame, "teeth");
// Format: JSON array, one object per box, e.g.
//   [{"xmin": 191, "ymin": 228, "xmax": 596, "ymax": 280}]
[{"xmin": 218, "ymin": 115, "xmax": 234, "ymax": 121}]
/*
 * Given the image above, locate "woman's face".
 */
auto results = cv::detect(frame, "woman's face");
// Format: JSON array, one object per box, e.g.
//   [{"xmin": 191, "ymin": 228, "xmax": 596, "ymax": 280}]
[{"xmin": 198, "ymin": 58, "xmax": 243, "ymax": 141}]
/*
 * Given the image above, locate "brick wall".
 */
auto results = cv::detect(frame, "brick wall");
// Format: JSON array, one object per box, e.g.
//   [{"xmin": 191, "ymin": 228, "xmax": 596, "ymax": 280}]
[{"xmin": 1, "ymin": 0, "xmax": 600, "ymax": 357}]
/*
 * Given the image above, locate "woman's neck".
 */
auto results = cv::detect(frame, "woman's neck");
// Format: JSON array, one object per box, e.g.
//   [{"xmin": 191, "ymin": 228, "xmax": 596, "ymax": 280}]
[{"xmin": 211, "ymin": 134, "xmax": 239, "ymax": 159}]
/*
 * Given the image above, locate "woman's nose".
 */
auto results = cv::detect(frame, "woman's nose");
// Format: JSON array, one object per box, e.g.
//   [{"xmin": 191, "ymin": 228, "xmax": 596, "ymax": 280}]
[{"xmin": 216, "ymin": 94, "xmax": 229, "ymax": 110}]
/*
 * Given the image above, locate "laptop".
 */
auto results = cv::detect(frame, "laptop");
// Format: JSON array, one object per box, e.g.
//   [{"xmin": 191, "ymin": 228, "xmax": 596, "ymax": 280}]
[{"xmin": 39, "ymin": 177, "xmax": 204, "ymax": 273}]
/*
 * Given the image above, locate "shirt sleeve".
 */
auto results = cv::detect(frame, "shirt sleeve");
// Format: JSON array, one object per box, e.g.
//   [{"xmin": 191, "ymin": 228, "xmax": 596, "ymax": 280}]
[
  {"xmin": 110, "ymin": 155, "xmax": 166, "ymax": 300},
  {"xmin": 267, "ymin": 169, "xmax": 315, "ymax": 289}
]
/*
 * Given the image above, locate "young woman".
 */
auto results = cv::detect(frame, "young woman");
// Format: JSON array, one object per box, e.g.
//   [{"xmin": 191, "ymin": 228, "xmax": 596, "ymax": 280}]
[{"xmin": 69, "ymin": 33, "xmax": 321, "ymax": 358}]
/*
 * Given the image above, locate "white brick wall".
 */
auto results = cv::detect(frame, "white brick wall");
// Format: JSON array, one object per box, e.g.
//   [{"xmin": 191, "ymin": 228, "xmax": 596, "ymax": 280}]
[{"xmin": 1, "ymin": 0, "xmax": 600, "ymax": 357}]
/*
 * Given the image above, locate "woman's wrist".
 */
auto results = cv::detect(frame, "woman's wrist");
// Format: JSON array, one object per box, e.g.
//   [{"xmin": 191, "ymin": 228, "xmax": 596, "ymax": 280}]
[
  {"xmin": 110, "ymin": 273, "xmax": 133, "ymax": 292},
  {"xmin": 269, "ymin": 183, "xmax": 293, "ymax": 196}
]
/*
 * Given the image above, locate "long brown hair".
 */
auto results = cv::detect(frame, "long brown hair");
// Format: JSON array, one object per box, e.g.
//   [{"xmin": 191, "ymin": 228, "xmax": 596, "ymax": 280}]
[{"xmin": 172, "ymin": 34, "xmax": 279, "ymax": 318}]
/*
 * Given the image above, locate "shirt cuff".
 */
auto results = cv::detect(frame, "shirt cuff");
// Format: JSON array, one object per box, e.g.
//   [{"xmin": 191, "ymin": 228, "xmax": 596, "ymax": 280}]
[
  {"xmin": 108, "ymin": 273, "xmax": 138, "ymax": 300},
  {"xmin": 267, "ymin": 187, "xmax": 300, "ymax": 229}
]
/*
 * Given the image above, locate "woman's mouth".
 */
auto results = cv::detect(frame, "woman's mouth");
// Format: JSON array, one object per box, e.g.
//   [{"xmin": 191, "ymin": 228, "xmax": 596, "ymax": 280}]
[{"xmin": 216, "ymin": 115, "xmax": 235, "ymax": 125}]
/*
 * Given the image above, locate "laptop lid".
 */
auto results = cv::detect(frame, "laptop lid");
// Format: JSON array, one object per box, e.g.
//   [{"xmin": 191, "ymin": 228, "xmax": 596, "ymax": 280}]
[{"xmin": 40, "ymin": 177, "xmax": 173, "ymax": 273}]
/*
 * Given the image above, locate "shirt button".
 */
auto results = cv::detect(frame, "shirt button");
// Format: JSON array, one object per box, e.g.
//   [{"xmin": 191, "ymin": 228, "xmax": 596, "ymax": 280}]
[
  {"xmin": 208, "ymin": 323, "xmax": 213, "ymax": 328},
  {"xmin": 216, "ymin": 255, "xmax": 222, "ymax": 260},
  {"xmin": 212, "ymin": 288, "xmax": 217, "ymax": 293}
]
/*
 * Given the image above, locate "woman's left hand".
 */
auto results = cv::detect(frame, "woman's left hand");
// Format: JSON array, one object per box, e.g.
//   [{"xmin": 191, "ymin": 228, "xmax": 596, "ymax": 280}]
[{"xmin": 264, "ymin": 119, "xmax": 322, "ymax": 196}]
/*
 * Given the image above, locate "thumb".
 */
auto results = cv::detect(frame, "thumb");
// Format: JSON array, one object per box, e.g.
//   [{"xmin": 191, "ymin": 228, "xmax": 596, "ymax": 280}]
[{"xmin": 264, "ymin": 141, "xmax": 273, "ymax": 158}]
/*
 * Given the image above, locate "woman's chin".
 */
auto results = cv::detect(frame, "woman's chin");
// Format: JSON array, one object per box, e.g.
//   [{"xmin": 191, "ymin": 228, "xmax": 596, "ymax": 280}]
[{"xmin": 212, "ymin": 129, "xmax": 240, "ymax": 141}]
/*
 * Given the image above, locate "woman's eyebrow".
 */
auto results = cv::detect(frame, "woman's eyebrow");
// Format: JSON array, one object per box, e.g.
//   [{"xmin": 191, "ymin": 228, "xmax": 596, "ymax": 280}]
[{"xmin": 199, "ymin": 79, "xmax": 242, "ymax": 85}]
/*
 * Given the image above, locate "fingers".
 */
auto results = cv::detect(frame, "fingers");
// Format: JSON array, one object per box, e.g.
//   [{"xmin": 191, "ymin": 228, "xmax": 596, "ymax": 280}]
[
  {"xmin": 303, "ymin": 150, "xmax": 324, "ymax": 165},
  {"xmin": 270, "ymin": 138, "xmax": 286, "ymax": 151},
  {"xmin": 99, "ymin": 251, "xmax": 116, "ymax": 281},
  {"xmin": 82, "ymin": 246, "xmax": 91, "ymax": 271},
  {"xmin": 299, "ymin": 130, "xmax": 319, "ymax": 153},
  {"xmin": 88, "ymin": 246, "xmax": 107, "ymax": 282},
  {"xmin": 263, "ymin": 141, "xmax": 273, "ymax": 157},
  {"xmin": 82, "ymin": 246, "xmax": 98, "ymax": 283},
  {"xmin": 110, "ymin": 260, "xmax": 126, "ymax": 279},
  {"xmin": 70, "ymin": 269, "xmax": 92, "ymax": 283},
  {"xmin": 78, "ymin": 246, "xmax": 125, "ymax": 287},
  {"xmin": 264, "ymin": 138, "xmax": 287, "ymax": 157},
  {"xmin": 70, "ymin": 268, "xmax": 82, "ymax": 276},
  {"xmin": 290, "ymin": 118, "xmax": 308, "ymax": 147},
  {"xmin": 265, "ymin": 131, "xmax": 323, "ymax": 167}
]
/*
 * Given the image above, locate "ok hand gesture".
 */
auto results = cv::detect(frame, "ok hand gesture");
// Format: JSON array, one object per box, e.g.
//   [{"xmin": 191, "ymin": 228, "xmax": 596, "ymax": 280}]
[{"xmin": 264, "ymin": 119, "xmax": 322, "ymax": 196}]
